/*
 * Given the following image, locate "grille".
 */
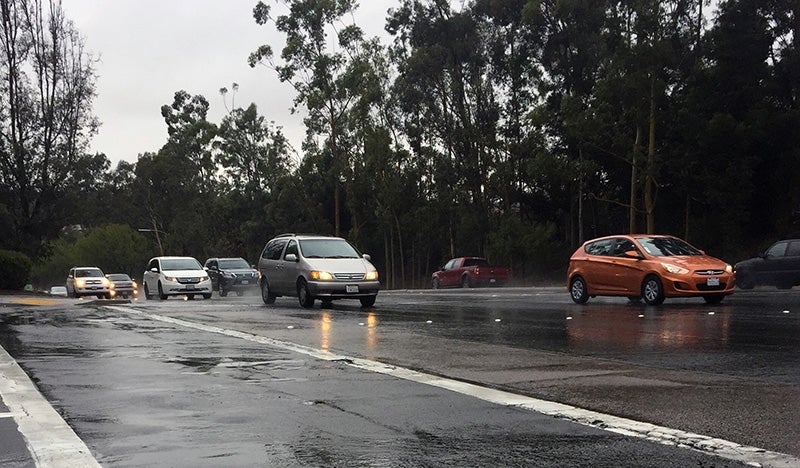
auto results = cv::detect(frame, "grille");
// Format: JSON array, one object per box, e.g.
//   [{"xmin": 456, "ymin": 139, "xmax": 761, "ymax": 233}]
[
  {"xmin": 334, "ymin": 273, "xmax": 365, "ymax": 281},
  {"xmin": 696, "ymin": 270, "xmax": 725, "ymax": 276},
  {"xmin": 178, "ymin": 277, "xmax": 201, "ymax": 284}
]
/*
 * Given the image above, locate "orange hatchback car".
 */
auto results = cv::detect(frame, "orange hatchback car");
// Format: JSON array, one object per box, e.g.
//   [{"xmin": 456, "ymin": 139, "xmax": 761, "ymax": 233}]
[{"xmin": 567, "ymin": 234, "xmax": 735, "ymax": 305}]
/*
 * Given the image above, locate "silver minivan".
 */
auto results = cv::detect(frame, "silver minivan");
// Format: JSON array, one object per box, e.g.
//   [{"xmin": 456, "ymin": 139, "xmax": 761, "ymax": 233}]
[{"xmin": 258, "ymin": 234, "xmax": 380, "ymax": 308}]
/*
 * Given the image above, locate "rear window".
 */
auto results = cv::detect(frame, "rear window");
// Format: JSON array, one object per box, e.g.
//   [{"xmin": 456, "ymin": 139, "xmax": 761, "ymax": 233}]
[{"xmin": 463, "ymin": 258, "xmax": 489, "ymax": 267}]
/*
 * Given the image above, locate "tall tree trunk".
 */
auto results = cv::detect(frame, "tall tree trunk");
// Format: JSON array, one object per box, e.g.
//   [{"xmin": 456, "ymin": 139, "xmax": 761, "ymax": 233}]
[
  {"xmin": 630, "ymin": 126, "xmax": 641, "ymax": 233},
  {"xmin": 578, "ymin": 147, "xmax": 584, "ymax": 244},
  {"xmin": 645, "ymin": 76, "xmax": 657, "ymax": 233}
]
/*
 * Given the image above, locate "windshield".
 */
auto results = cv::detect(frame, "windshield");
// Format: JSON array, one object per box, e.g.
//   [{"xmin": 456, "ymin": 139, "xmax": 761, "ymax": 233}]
[
  {"xmin": 299, "ymin": 239, "xmax": 360, "ymax": 259},
  {"xmin": 75, "ymin": 269, "xmax": 103, "ymax": 278},
  {"xmin": 107, "ymin": 274, "xmax": 131, "ymax": 281},
  {"xmin": 636, "ymin": 237, "xmax": 702, "ymax": 256},
  {"xmin": 161, "ymin": 258, "xmax": 202, "ymax": 270},
  {"xmin": 219, "ymin": 258, "xmax": 250, "ymax": 269}
]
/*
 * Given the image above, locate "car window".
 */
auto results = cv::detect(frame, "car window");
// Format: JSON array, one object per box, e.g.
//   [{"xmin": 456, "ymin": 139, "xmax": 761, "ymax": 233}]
[
  {"xmin": 585, "ymin": 239, "xmax": 615, "ymax": 256},
  {"xmin": 766, "ymin": 242, "xmax": 788, "ymax": 257},
  {"xmin": 264, "ymin": 239, "xmax": 288, "ymax": 260},
  {"xmin": 76, "ymin": 269, "xmax": 103, "ymax": 278},
  {"xmin": 786, "ymin": 242, "xmax": 800, "ymax": 257},
  {"xmin": 636, "ymin": 237, "xmax": 701, "ymax": 256},
  {"xmin": 148, "ymin": 259, "xmax": 158, "ymax": 270},
  {"xmin": 107, "ymin": 274, "xmax": 130, "ymax": 281},
  {"xmin": 613, "ymin": 239, "xmax": 638, "ymax": 257},
  {"xmin": 463, "ymin": 258, "xmax": 489, "ymax": 267},
  {"xmin": 160, "ymin": 258, "xmax": 202, "ymax": 270},
  {"xmin": 284, "ymin": 240, "xmax": 298, "ymax": 258},
  {"xmin": 444, "ymin": 259, "xmax": 457, "ymax": 270},
  {"xmin": 219, "ymin": 258, "xmax": 249, "ymax": 269},
  {"xmin": 299, "ymin": 239, "xmax": 360, "ymax": 259}
]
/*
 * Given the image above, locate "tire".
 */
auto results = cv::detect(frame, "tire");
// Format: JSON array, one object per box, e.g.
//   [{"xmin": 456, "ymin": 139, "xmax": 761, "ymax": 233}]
[
  {"xmin": 461, "ymin": 275, "xmax": 471, "ymax": 288},
  {"xmin": 297, "ymin": 278, "xmax": 314, "ymax": 308},
  {"xmin": 187, "ymin": 295, "xmax": 195, "ymax": 300},
  {"xmin": 158, "ymin": 282, "xmax": 167, "ymax": 300},
  {"xmin": 432, "ymin": 277, "xmax": 440, "ymax": 289},
  {"xmin": 97, "ymin": 294, "xmax": 105, "ymax": 299},
  {"xmin": 360, "ymin": 295, "xmax": 376, "ymax": 307},
  {"xmin": 642, "ymin": 275, "xmax": 665, "ymax": 305},
  {"xmin": 219, "ymin": 286, "xmax": 228, "ymax": 297},
  {"xmin": 144, "ymin": 284, "xmax": 152, "ymax": 300},
  {"xmin": 703, "ymin": 295, "xmax": 724, "ymax": 304},
  {"xmin": 236, "ymin": 291, "xmax": 243, "ymax": 297},
  {"xmin": 736, "ymin": 272, "xmax": 755, "ymax": 290},
  {"xmin": 569, "ymin": 276, "xmax": 589, "ymax": 304},
  {"xmin": 202, "ymin": 293, "xmax": 212, "ymax": 299},
  {"xmin": 261, "ymin": 280, "xmax": 276, "ymax": 305}
]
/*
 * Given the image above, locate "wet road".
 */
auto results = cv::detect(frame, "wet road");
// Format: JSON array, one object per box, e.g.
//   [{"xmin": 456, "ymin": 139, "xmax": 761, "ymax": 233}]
[{"xmin": 0, "ymin": 287, "xmax": 799, "ymax": 467}]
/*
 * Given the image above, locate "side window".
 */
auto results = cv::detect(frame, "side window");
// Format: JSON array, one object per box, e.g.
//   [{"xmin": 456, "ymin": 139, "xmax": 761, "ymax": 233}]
[
  {"xmin": 585, "ymin": 239, "xmax": 614, "ymax": 256},
  {"xmin": 265, "ymin": 239, "xmax": 288, "ymax": 260},
  {"xmin": 284, "ymin": 240, "xmax": 298, "ymax": 258},
  {"xmin": 444, "ymin": 259, "xmax": 457, "ymax": 270},
  {"xmin": 786, "ymin": 241, "xmax": 800, "ymax": 257},
  {"xmin": 766, "ymin": 242, "xmax": 788, "ymax": 258},
  {"xmin": 148, "ymin": 259, "xmax": 158, "ymax": 271},
  {"xmin": 613, "ymin": 239, "xmax": 637, "ymax": 257}
]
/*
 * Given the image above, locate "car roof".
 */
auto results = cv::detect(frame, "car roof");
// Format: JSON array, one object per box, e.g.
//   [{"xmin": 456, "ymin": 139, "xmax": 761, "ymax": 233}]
[
  {"xmin": 150, "ymin": 256, "xmax": 197, "ymax": 260},
  {"xmin": 73, "ymin": 266, "xmax": 103, "ymax": 270}
]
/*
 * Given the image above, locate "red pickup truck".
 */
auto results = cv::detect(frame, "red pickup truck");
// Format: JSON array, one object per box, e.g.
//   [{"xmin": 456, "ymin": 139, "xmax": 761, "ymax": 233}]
[{"xmin": 431, "ymin": 257, "xmax": 509, "ymax": 289}]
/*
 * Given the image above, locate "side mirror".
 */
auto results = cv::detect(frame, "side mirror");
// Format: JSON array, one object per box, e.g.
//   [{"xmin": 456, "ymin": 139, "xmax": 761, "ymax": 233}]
[
  {"xmin": 623, "ymin": 250, "xmax": 642, "ymax": 259},
  {"xmin": 362, "ymin": 254, "xmax": 371, "ymax": 261},
  {"xmin": 285, "ymin": 253, "xmax": 298, "ymax": 262},
  {"xmin": 150, "ymin": 267, "xmax": 158, "ymax": 273}
]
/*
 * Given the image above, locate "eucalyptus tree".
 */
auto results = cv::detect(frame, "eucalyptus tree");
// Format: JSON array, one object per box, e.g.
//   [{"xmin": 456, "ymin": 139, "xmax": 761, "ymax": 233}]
[
  {"xmin": 249, "ymin": 0, "xmax": 378, "ymax": 238},
  {"xmin": 387, "ymin": 0, "xmax": 501, "ymax": 256},
  {"xmin": 0, "ymin": 0, "xmax": 97, "ymax": 255}
]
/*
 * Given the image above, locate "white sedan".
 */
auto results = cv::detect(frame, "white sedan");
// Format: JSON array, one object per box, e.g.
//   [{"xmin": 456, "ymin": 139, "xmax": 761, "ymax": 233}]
[{"xmin": 142, "ymin": 256, "xmax": 212, "ymax": 300}]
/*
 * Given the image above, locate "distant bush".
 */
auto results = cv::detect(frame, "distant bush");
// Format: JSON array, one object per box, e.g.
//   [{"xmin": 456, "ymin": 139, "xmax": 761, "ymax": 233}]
[{"xmin": 0, "ymin": 250, "xmax": 33, "ymax": 290}]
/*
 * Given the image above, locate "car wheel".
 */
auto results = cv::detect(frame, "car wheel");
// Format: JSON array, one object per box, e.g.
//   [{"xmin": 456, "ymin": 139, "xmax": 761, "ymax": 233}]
[
  {"xmin": 71, "ymin": 289, "xmax": 79, "ymax": 299},
  {"xmin": 461, "ymin": 275, "xmax": 471, "ymax": 288},
  {"xmin": 144, "ymin": 284, "xmax": 152, "ymax": 300},
  {"xmin": 297, "ymin": 278, "xmax": 314, "ymax": 308},
  {"xmin": 97, "ymin": 294, "xmax": 105, "ymax": 299},
  {"xmin": 203, "ymin": 293, "xmax": 212, "ymax": 299},
  {"xmin": 219, "ymin": 286, "xmax": 228, "ymax": 297},
  {"xmin": 158, "ymin": 282, "xmax": 167, "ymax": 300},
  {"xmin": 703, "ymin": 294, "xmax": 724, "ymax": 304},
  {"xmin": 187, "ymin": 294, "xmax": 195, "ymax": 300},
  {"xmin": 642, "ymin": 275, "xmax": 665, "ymax": 305},
  {"xmin": 236, "ymin": 291, "xmax": 244, "ymax": 297},
  {"xmin": 360, "ymin": 295, "xmax": 376, "ymax": 307},
  {"xmin": 432, "ymin": 277, "xmax": 440, "ymax": 289},
  {"xmin": 736, "ymin": 272, "xmax": 755, "ymax": 290},
  {"xmin": 569, "ymin": 276, "xmax": 589, "ymax": 304},
  {"xmin": 261, "ymin": 280, "xmax": 276, "ymax": 305}
]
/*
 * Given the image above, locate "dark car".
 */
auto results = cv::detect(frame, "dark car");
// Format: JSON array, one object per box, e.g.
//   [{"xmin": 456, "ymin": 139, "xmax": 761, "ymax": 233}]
[
  {"xmin": 204, "ymin": 257, "xmax": 260, "ymax": 297},
  {"xmin": 106, "ymin": 273, "xmax": 138, "ymax": 299},
  {"xmin": 734, "ymin": 239, "xmax": 800, "ymax": 289}
]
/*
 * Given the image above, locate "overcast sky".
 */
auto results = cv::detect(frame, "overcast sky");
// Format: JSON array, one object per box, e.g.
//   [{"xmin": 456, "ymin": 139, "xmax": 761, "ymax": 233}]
[{"xmin": 61, "ymin": 1, "xmax": 399, "ymax": 166}]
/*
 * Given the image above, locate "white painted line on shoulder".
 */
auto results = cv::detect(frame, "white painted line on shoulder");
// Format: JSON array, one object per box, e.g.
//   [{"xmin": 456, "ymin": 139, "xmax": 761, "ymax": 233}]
[
  {"xmin": 0, "ymin": 344, "xmax": 102, "ymax": 468},
  {"xmin": 108, "ymin": 306, "xmax": 800, "ymax": 468},
  {"xmin": 0, "ymin": 412, "xmax": 14, "ymax": 418}
]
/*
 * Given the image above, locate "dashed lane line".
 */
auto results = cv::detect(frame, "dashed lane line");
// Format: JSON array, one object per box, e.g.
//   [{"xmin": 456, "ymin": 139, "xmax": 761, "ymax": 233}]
[
  {"xmin": 108, "ymin": 305, "xmax": 800, "ymax": 468},
  {"xmin": 0, "ymin": 343, "xmax": 101, "ymax": 468}
]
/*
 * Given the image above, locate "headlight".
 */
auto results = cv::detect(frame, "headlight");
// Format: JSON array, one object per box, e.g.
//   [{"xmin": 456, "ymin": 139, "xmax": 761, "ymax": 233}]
[
  {"xmin": 725, "ymin": 264, "xmax": 733, "ymax": 274},
  {"xmin": 166, "ymin": 276, "xmax": 179, "ymax": 282},
  {"xmin": 132, "ymin": 281, "xmax": 138, "ymax": 288},
  {"xmin": 661, "ymin": 263, "xmax": 689, "ymax": 275},
  {"xmin": 103, "ymin": 278, "xmax": 112, "ymax": 288},
  {"xmin": 365, "ymin": 270, "xmax": 379, "ymax": 281},
  {"xmin": 75, "ymin": 279, "xmax": 86, "ymax": 288},
  {"xmin": 310, "ymin": 270, "xmax": 334, "ymax": 281}
]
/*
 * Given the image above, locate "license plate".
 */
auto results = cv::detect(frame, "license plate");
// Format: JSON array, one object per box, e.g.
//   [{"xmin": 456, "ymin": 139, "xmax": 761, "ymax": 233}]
[
  {"xmin": 489, "ymin": 278, "xmax": 496, "ymax": 283},
  {"xmin": 707, "ymin": 277, "xmax": 720, "ymax": 286},
  {"xmin": 241, "ymin": 280, "xmax": 249, "ymax": 285},
  {"xmin": 186, "ymin": 284, "xmax": 195, "ymax": 290},
  {"xmin": 346, "ymin": 285, "xmax": 359, "ymax": 293}
]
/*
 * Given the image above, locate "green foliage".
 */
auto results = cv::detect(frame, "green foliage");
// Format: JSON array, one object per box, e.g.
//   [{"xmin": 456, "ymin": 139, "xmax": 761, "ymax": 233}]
[
  {"xmin": 0, "ymin": 250, "xmax": 33, "ymax": 290},
  {"xmin": 31, "ymin": 225, "xmax": 150, "ymax": 288}
]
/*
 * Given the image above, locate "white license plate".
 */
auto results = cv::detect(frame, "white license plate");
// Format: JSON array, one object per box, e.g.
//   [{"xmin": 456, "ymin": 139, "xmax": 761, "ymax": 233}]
[
  {"xmin": 346, "ymin": 285, "xmax": 359, "ymax": 293},
  {"xmin": 489, "ymin": 278, "xmax": 496, "ymax": 283},
  {"xmin": 186, "ymin": 284, "xmax": 195, "ymax": 290},
  {"xmin": 706, "ymin": 277, "xmax": 720, "ymax": 286},
  {"xmin": 241, "ymin": 280, "xmax": 249, "ymax": 285}
]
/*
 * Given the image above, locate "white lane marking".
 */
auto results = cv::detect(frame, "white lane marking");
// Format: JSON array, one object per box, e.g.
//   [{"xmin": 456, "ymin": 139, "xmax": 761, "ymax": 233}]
[
  {"xmin": 108, "ymin": 306, "xmax": 800, "ymax": 468},
  {"xmin": 0, "ymin": 344, "xmax": 101, "ymax": 468},
  {"xmin": 1, "ymin": 412, "xmax": 14, "ymax": 418}
]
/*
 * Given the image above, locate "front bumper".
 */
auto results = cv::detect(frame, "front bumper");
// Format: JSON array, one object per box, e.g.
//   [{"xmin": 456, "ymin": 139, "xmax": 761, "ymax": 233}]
[
  {"xmin": 220, "ymin": 277, "xmax": 260, "ymax": 291},
  {"xmin": 307, "ymin": 280, "xmax": 380, "ymax": 298},
  {"xmin": 163, "ymin": 279, "xmax": 212, "ymax": 295},
  {"xmin": 662, "ymin": 273, "xmax": 736, "ymax": 297}
]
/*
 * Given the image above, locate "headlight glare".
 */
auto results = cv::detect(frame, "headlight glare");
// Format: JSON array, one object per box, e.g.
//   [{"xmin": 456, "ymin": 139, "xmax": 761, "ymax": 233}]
[
  {"xmin": 365, "ymin": 270, "xmax": 379, "ymax": 281},
  {"xmin": 310, "ymin": 270, "xmax": 334, "ymax": 281}
]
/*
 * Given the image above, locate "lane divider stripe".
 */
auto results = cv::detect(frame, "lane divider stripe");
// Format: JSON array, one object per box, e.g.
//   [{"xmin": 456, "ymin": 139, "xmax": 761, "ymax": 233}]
[{"xmin": 108, "ymin": 306, "xmax": 799, "ymax": 468}]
